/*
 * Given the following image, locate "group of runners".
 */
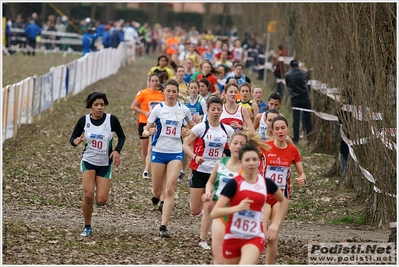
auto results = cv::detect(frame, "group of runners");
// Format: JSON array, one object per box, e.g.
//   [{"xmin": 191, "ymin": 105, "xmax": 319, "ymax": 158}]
[{"xmin": 69, "ymin": 48, "xmax": 308, "ymax": 264}]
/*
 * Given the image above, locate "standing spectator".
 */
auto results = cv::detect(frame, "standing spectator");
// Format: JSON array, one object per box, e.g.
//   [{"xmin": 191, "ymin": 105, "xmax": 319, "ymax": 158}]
[
  {"xmin": 14, "ymin": 14, "xmax": 27, "ymax": 53},
  {"xmin": 230, "ymin": 25, "xmax": 238, "ymax": 37},
  {"xmin": 215, "ymin": 25, "xmax": 223, "ymax": 36},
  {"xmin": 55, "ymin": 16, "xmax": 67, "ymax": 50},
  {"xmin": 24, "ymin": 20, "xmax": 41, "ymax": 56},
  {"xmin": 285, "ymin": 59, "xmax": 313, "ymax": 144},
  {"xmin": 80, "ymin": 17, "xmax": 91, "ymax": 33},
  {"xmin": 31, "ymin": 12, "xmax": 41, "ymax": 27},
  {"xmin": 123, "ymin": 21, "xmax": 139, "ymax": 63},
  {"xmin": 145, "ymin": 26, "xmax": 154, "ymax": 56},
  {"xmin": 82, "ymin": 27, "xmax": 99, "ymax": 56},
  {"xmin": 138, "ymin": 22, "xmax": 149, "ymax": 56},
  {"xmin": 45, "ymin": 20, "xmax": 57, "ymax": 50},
  {"xmin": 102, "ymin": 24, "xmax": 112, "ymax": 49},
  {"xmin": 273, "ymin": 44, "xmax": 288, "ymax": 98},
  {"xmin": 152, "ymin": 23, "xmax": 162, "ymax": 54},
  {"xmin": 111, "ymin": 24, "xmax": 123, "ymax": 49},
  {"xmin": 5, "ymin": 17, "xmax": 11, "ymax": 48}
]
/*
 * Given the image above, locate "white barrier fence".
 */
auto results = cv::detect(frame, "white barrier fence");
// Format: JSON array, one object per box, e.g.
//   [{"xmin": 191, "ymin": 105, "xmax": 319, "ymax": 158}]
[{"xmin": 2, "ymin": 42, "xmax": 127, "ymax": 143}]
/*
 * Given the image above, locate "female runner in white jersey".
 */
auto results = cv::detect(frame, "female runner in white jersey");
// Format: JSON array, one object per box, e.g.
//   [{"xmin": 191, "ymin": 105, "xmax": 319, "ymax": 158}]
[
  {"xmin": 202, "ymin": 130, "xmax": 268, "ymax": 264},
  {"xmin": 211, "ymin": 142, "xmax": 288, "ymax": 265},
  {"xmin": 70, "ymin": 92, "xmax": 126, "ymax": 237},
  {"xmin": 220, "ymin": 82, "xmax": 254, "ymax": 156},
  {"xmin": 261, "ymin": 115, "xmax": 306, "ymax": 264},
  {"xmin": 142, "ymin": 79, "xmax": 194, "ymax": 237},
  {"xmin": 221, "ymin": 82, "xmax": 254, "ymax": 132},
  {"xmin": 182, "ymin": 96, "xmax": 234, "ymax": 249}
]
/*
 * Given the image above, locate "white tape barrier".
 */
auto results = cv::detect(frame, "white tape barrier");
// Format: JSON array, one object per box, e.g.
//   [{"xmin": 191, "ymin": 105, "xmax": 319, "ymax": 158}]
[
  {"xmin": 371, "ymin": 126, "xmax": 397, "ymax": 151},
  {"xmin": 291, "ymin": 107, "xmax": 397, "ymax": 151},
  {"xmin": 291, "ymin": 107, "xmax": 339, "ymax": 121},
  {"xmin": 341, "ymin": 104, "xmax": 383, "ymax": 121},
  {"xmin": 340, "ymin": 125, "xmax": 396, "ymax": 198}
]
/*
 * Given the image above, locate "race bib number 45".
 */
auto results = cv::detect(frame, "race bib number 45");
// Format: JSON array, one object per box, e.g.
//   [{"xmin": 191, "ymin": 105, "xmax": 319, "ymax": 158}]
[{"xmin": 266, "ymin": 166, "xmax": 288, "ymax": 189}]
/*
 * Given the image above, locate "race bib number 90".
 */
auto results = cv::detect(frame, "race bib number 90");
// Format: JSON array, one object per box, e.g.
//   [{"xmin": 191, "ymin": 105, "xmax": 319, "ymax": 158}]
[{"xmin": 89, "ymin": 133, "xmax": 108, "ymax": 154}]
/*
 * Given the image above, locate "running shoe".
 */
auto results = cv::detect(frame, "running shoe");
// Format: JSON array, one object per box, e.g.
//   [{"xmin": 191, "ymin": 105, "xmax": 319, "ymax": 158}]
[
  {"xmin": 197, "ymin": 208, "xmax": 204, "ymax": 217},
  {"xmin": 152, "ymin": 196, "xmax": 160, "ymax": 205},
  {"xmin": 142, "ymin": 171, "xmax": 149, "ymax": 179},
  {"xmin": 80, "ymin": 227, "xmax": 92, "ymax": 237},
  {"xmin": 158, "ymin": 201, "xmax": 164, "ymax": 213},
  {"xmin": 198, "ymin": 239, "xmax": 211, "ymax": 249},
  {"xmin": 159, "ymin": 225, "xmax": 170, "ymax": 238},
  {"xmin": 177, "ymin": 171, "xmax": 185, "ymax": 183}
]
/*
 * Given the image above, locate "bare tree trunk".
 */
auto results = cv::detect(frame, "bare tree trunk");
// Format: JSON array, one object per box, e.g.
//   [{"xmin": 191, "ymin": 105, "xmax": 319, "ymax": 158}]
[
  {"xmin": 202, "ymin": 3, "xmax": 212, "ymax": 32},
  {"xmin": 41, "ymin": 3, "xmax": 47, "ymax": 25},
  {"xmin": 90, "ymin": 3, "xmax": 97, "ymax": 20}
]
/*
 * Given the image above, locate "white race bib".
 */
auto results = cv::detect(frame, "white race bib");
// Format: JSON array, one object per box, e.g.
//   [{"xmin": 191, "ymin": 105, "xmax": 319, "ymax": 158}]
[
  {"xmin": 160, "ymin": 119, "xmax": 182, "ymax": 137},
  {"xmin": 87, "ymin": 133, "xmax": 109, "ymax": 155},
  {"xmin": 231, "ymin": 210, "xmax": 262, "ymax": 237},
  {"xmin": 265, "ymin": 165, "xmax": 289, "ymax": 189}
]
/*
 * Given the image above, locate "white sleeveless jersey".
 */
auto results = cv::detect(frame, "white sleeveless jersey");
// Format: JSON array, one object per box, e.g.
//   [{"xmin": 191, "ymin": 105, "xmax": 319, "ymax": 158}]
[
  {"xmin": 190, "ymin": 121, "xmax": 234, "ymax": 173},
  {"xmin": 148, "ymin": 102, "xmax": 192, "ymax": 153},
  {"xmin": 233, "ymin": 47, "xmax": 244, "ymax": 62},
  {"xmin": 258, "ymin": 112, "xmax": 267, "ymax": 141},
  {"xmin": 83, "ymin": 114, "xmax": 113, "ymax": 166},
  {"xmin": 220, "ymin": 104, "xmax": 244, "ymax": 131}
]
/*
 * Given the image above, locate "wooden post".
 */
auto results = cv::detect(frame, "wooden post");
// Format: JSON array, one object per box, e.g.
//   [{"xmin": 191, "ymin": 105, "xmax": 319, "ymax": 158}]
[
  {"xmin": 37, "ymin": 75, "xmax": 42, "ymax": 121},
  {"xmin": 65, "ymin": 64, "xmax": 69, "ymax": 101},
  {"xmin": 30, "ymin": 76, "xmax": 36, "ymax": 124},
  {"xmin": 50, "ymin": 67, "xmax": 55, "ymax": 112},
  {"xmin": 59, "ymin": 66, "xmax": 64, "ymax": 103},
  {"xmin": 3, "ymin": 85, "xmax": 9, "ymax": 141},
  {"xmin": 17, "ymin": 82, "xmax": 22, "ymax": 127},
  {"xmin": 13, "ymin": 84, "xmax": 19, "ymax": 140}
]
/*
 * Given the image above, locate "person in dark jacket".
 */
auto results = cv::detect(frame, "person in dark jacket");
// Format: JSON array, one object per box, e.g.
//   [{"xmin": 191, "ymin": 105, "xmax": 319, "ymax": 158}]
[
  {"xmin": 285, "ymin": 59, "xmax": 312, "ymax": 144},
  {"xmin": 24, "ymin": 20, "xmax": 42, "ymax": 56},
  {"xmin": 82, "ymin": 27, "xmax": 99, "ymax": 56},
  {"xmin": 102, "ymin": 24, "xmax": 112, "ymax": 48}
]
